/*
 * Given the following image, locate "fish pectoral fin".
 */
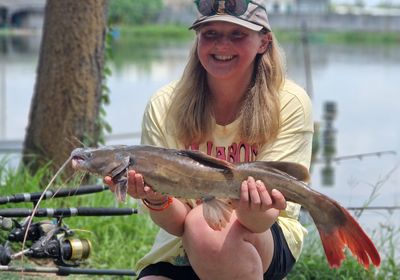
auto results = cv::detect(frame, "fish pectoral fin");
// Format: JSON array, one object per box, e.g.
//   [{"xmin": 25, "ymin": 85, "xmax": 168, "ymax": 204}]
[
  {"xmin": 114, "ymin": 178, "xmax": 128, "ymax": 203},
  {"xmin": 110, "ymin": 156, "xmax": 131, "ymax": 177},
  {"xmin": 202, "ymin": 198, "xmax": 234, "ymax": 231}
]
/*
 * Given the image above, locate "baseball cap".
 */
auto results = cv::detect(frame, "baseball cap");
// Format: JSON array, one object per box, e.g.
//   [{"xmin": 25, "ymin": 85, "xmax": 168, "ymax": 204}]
[{"xmin": 190, "ymin": 0, "xmax": 271, "ymax": 32}]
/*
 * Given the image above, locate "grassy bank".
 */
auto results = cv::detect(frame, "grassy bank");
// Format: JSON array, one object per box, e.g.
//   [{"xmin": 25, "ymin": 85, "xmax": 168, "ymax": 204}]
[
  {"xmin": 0, "ymin": 161, "xmax": 399, "ymax": 279},
  {"xmin": 111, "ymin": 24, "xmax": 400, "ymax": 45}
]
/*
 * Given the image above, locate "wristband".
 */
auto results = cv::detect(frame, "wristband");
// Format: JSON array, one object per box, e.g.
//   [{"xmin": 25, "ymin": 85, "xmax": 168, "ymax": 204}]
[{"xmin": 142, "ymin": 196, "xmax": 173, "ymax": 211}]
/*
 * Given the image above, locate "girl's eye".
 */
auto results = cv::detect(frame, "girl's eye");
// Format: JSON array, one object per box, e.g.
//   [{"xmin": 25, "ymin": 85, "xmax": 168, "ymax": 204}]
[
  {"xmin": 201, "ymin": 30, "xmax": 219, "ymax": 39},
  {"xmin": 199, "ymin": 29, "xmax": 248, "ymax": 41},
  {"xmin": 230, "ymin": 31, "xmax": 247, "ymax": 40}
]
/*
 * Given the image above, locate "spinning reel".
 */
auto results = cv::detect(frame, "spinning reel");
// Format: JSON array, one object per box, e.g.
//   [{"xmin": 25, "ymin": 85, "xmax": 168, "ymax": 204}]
[
  {"xmin": 0, "ymin": 185, "xmax": 138, "ymax": 277},
  {"xmin": 1, "ymin": 218, "xmax": 91, "ymax": 267}
]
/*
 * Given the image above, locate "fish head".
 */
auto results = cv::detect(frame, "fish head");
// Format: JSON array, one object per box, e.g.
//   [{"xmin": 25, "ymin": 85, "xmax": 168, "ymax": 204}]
[{"xmin": 71, "ymin": 146, "xmax": 131, "ymax": 177}]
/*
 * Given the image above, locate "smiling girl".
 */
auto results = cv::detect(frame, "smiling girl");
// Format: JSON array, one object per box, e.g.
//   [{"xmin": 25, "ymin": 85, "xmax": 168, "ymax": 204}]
[{"xmin": 106, "ymin": 1, "xmax": 313, "ymax": 279}]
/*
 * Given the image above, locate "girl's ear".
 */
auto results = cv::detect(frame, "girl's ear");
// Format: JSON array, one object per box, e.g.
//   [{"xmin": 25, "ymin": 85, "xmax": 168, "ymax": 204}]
[{"xmin": 258, "ymin": 32, "xmax": 272, "ymax": 54}]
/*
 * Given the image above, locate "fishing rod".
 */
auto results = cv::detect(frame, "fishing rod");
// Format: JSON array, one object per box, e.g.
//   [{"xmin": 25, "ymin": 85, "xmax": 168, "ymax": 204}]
[
  {"xmin": 0, "ymin": 184, "xmax": 109, "ymax": 205},
  {"xmin": 314, "ymin": 150, "xmax": 397, "ymax": 164},
  {"xmin": 332, "ymin": 150, "xmax": 397, "ymax": 162},
  {"xmin": 347, "ymin": 206, "xmax": 400, "ymax": 211},
  {"xmin": 0, "ymin": 207, "xmax": 138, "ymax": 218},
  {"xmin": 0, "ymin": 265, "xmax": 136, "ymax": 276}
]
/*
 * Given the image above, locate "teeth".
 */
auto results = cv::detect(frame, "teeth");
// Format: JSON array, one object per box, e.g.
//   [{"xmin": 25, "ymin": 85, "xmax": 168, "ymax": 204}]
[{"xmin": 214, "ymin": 55, "xmax": 234, "ymax": 61}]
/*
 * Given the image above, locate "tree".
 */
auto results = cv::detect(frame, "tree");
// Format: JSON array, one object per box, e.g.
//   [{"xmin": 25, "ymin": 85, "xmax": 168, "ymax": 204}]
[{"xmin": 23, "ymin": 0, "xmax": 108, "ymax": 178}]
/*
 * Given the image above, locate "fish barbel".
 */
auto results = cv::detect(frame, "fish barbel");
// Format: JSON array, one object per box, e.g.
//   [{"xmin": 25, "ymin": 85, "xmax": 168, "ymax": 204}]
[{"xmin": 71, "ymin": 145, "xmax": 380, "ymax": 269}]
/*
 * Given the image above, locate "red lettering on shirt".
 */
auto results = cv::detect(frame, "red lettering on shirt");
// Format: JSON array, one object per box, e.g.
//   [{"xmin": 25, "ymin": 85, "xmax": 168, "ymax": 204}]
[
  {"xmin": 227, "ymin": 143, "xmax": 239, "ymax": 163},
  {"xmin": 189, "ymin": 141, "xmax": 258, "ymax": 163},
  {"xmin": 215, "ymin": 147, "xmax": 226, "ymax": 160}
]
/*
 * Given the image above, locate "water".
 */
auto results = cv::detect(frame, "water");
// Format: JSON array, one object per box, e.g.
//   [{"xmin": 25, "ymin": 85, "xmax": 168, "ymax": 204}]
[{"xmin": 0, "ymin": 34, "xmax": 399, "ymax": 231}]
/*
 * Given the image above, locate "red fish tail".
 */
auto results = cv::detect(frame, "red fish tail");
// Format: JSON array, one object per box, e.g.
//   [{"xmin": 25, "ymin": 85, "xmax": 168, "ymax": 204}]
[{"xmin": 310, "ymin": 200, "xmax": 381, "ymax": 269}]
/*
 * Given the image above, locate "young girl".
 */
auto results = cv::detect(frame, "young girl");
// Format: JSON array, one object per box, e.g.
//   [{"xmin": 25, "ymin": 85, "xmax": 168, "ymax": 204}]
[{"xmin": 106, "ymin": 1, "xmax": 313, "ymax": 279}]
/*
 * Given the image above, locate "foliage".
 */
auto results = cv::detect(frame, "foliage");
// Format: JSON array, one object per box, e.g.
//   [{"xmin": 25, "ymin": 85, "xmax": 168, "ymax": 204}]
[{"xmin": 108, "ymin": 0, "xmax": 164, "ymax": 25}]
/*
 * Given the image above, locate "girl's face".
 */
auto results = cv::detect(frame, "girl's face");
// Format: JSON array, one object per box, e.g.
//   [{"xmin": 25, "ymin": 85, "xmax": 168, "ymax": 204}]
[{"xmin": 197, "ymin": 21, "xmax": 269, "ymax": 82}]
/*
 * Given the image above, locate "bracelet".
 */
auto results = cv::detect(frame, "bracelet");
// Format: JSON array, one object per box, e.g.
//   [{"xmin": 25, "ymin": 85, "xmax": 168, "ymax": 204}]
[{"xmin": 142, "ymin": 196, "xmax": 173, "ymax": 211}]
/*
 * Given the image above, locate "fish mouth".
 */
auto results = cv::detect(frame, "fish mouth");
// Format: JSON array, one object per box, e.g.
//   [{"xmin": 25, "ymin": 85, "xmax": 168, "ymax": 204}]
[{"xmin": 71, "ymin": 156, "xmax": 85, "ymax": 169}]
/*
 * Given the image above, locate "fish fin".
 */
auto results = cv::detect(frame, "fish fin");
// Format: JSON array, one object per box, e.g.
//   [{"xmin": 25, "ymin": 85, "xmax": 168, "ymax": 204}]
[
  {"xmin": 310, "ymin": 199, "xmax": 380, "ymax": 269},
  {"xmin": 114, "ymin": 178, "xmax": 128, "ymax": 203},
  {"xmin": 179, "ymin": 150, "xmax": 235, "ymax": 172},
  {"xmin": 110, "ymin": 156, "xmax": 130, "ymax": 177},
  {"xmin": 202, "ymin": 198, "xmax": 234, "ymax": 231},
  {"xmin": 238, "ymin": 161, "xmax": 310, "ymax": 182}
]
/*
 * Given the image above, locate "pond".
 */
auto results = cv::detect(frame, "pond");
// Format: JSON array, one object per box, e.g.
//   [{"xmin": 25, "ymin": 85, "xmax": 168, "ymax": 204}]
[{"xmin": 0, "ymin": 32, "xmax": 399, "ymax": 233}]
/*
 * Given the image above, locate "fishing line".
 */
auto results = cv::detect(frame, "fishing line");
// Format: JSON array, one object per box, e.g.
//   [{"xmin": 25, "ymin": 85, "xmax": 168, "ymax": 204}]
[{"xmin": 49, "ymin": 170, "xmax": 86, "ymax": 200}]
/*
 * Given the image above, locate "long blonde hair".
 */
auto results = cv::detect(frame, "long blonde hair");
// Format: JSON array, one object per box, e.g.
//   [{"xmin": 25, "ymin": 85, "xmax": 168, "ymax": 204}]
[{"xmin": 167, "ymin": 32, "xmax": 285, "ymax": 146}]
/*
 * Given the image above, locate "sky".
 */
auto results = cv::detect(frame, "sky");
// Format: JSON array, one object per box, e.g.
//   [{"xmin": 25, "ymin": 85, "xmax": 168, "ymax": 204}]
[{"xmin": 333, "ymin": 0, "xmax": 400, "ymax": 6}]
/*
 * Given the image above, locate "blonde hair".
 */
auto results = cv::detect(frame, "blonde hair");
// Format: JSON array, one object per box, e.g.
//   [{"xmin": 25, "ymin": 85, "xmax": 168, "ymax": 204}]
[{"xmin": 167, "ymin": 32, "xmax": 285, "ymax": 146}]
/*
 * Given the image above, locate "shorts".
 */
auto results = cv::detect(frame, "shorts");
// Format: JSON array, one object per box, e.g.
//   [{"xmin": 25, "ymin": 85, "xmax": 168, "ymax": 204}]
[{"xmin": 137, "ymin": 223, "xmax": 295, "ymax": 280}]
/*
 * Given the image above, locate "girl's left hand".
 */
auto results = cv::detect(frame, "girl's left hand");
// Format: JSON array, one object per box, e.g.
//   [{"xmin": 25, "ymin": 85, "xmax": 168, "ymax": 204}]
[
  {"xmin": 235, "ymin": 176, "xmax": 287, "ymax": 213},
  {"xmin": 231, "ymin": 176, "xmax": 287, "ymax": 232}
]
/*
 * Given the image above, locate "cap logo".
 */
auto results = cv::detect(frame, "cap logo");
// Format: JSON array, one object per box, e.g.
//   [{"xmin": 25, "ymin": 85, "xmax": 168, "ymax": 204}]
[{"xmin": 217, "ymin": 0, "xmax": 226, "ymax": 14}]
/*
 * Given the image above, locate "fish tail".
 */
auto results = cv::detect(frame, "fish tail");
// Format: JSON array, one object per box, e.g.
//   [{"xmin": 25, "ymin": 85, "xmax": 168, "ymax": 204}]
[{"xmin": 309, "ymin": 199, "xmax": 381, "ymax": 269}]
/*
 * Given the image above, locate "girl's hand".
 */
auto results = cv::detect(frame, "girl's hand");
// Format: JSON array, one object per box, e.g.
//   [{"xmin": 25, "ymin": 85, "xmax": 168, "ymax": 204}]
[
  {"xmin": 103, "ymin": 170, "xmax": 166, "ymax": 201},
  {"xmin": 236, "ymin": 176, "xmax": 286, "ymax": 212},
  {"xmin": 232, "ymin": 176, "xmax": 287, "ymax": 233}
]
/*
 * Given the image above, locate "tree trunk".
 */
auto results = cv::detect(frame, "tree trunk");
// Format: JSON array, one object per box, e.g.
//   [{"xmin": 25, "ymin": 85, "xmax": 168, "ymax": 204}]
[{"xmin": 23, "ymin": 0, "xmax": 107, "ymax": 179}]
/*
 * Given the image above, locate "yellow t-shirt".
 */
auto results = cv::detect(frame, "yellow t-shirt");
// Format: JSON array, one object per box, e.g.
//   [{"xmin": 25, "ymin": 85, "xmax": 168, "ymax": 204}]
[{"xmin": 136, "ymin": 79, "xmax": 314, "ymax": 272}]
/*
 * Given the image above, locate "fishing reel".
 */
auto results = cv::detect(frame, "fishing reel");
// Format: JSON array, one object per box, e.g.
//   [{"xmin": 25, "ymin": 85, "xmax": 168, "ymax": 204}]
[
  {"xmin": 0, "ymin": 185, "xmax": 137, "ymax": 277},
  {"xmin": 25, "ymin": 224, "xmax": 92, "ymax": 266},
  {"xmin": 1, "ymin": 219, "xmax": 91, "ymax": 267}
]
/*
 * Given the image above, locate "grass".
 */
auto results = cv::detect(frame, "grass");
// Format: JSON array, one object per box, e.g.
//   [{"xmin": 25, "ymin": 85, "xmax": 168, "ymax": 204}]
[{"xmin": 1, "ymin": 159, "xmax": 399, "ymax": 279}]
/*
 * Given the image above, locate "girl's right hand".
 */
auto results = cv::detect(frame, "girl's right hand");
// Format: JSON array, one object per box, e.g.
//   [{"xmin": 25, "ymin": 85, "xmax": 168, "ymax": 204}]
[{"xmin": 103, "ymin": 170, "xmax": 167, "ymax": 201}]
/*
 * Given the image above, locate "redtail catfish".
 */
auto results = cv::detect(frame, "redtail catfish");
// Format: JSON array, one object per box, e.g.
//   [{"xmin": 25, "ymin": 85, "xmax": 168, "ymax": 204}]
[{"xmin": 71, "ymin": 145, "xmax": 380, "ymax": 269}]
